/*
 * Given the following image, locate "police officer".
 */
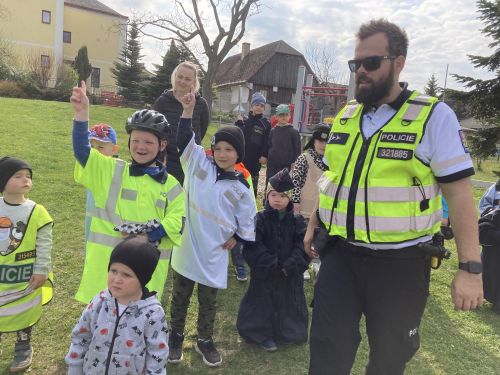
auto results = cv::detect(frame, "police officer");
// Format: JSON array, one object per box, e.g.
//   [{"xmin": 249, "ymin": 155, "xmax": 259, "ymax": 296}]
[{"xmin": 304, "ymin": 19, "xmax": 483, "ymax": 375}]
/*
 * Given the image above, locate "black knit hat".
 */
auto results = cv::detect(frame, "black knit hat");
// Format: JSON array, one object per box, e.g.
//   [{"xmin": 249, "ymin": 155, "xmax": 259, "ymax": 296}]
[
  {"xmin": 211, "ymin": 125, "xmax": 245, "ymax": 163},
  {"xmin": 267, "ymin": 168, "xmax": 295, "ymax": 198},
  {"xmin": 108, "ymin": 237, "xmax": 160, "ymax": 288},
  {"xmin": 304, "ymin": 125, "xmax": 331, "ymax": 150},
  {"xmin": 0, "ymin": 157, "xmax": 32, "ymax": 193}
]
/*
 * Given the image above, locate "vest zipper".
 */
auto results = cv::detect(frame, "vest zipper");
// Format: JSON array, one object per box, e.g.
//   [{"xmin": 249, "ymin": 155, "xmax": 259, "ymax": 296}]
[
  {"xmin": 104, "ymin": 300, "xmax": 128, "ymax": 375},
  {"xmin": 363, "ymin": 133, "xmax": 382, "ymax": 242},
  {"xmin": 346, "ymin": 138, "xmax": 371, "ymax": 241},
  {"xmin": 328, "ymin": 133, "xmax": 360, "ymax": 232}
]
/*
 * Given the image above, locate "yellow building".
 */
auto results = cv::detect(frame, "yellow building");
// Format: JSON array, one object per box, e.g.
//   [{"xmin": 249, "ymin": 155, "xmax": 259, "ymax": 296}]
[{"xmin": 0, "ymin": 0, "xmax": 127, "ymax": 91}]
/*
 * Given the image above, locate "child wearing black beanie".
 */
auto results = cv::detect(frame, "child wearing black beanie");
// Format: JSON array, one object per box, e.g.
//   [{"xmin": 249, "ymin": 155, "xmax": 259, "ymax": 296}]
[
  {"xmin": 66, "ymin": 237, "xmax": 168, "ymax": 374},
  {"xmin": 167, "ymin": 92, "xmax": 256, "ymax": 367},
  {"xmin": 0, "ymin": 156, "xmax": 54, "ymax": 373}
]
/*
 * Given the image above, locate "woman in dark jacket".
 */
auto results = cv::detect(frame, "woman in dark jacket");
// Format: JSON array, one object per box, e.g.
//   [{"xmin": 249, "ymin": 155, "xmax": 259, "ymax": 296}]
[
  {"xmin": 153, "ymin": 61, "xmax": 210, "ymax": 184},
  {"xmin": 237, "ymin": 169, "xmax": 309, "ymax": 351}
]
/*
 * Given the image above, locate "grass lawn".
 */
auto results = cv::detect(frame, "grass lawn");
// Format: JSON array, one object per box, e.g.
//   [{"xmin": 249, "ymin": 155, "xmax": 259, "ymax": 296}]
[
  {"xmin": 0, "ymin": 97, "xmax": 499, "ymax": 374},
  {"xmin": 472, "ymin": 158, "xmax": 500, "ymax": 183}
]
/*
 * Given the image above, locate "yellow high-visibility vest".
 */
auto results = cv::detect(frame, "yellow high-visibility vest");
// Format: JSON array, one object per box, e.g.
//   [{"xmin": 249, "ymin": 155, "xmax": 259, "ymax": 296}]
[
  {"xmin": 0, "ymin": 204, "xmax": 53, "ymax": 332},
  {"xmin": 74, "ymin": 150, "xmax": 185, "ymax": 303},
  {"xmin": 318, "ymin": 91, "xmax": 442, "ymax": 244}
]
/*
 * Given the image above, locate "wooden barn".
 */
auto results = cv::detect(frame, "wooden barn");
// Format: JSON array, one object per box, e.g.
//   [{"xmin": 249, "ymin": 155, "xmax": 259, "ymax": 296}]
[{"xmin": 213, "ymin": 40, "xmax": 315, "ymax": 115}]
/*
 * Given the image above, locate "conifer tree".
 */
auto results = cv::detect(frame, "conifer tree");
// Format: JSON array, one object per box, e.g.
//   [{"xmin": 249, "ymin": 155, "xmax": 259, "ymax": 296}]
[
  {"xmin": 424, "ymin": 73, "xmax": 439, "ymax": 97},
  {"xmin": 453, "ymin": 0, "xmax": 500, "ymax": 126},
  {"xmin": 111, "ymin": 21, "xmax": 145, "ymax": 101},
  {"xmin": 143, "ymin": 41, "xmax": 183, "ymax": 103},
  {"xmin": 72, "ymin": 46, "xmax": 92, "ymax": 84}
]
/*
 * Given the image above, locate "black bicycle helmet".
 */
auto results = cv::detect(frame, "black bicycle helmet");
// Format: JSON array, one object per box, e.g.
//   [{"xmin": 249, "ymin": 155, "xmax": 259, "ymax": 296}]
[{"xmin": 125, "ymin": 109, "xmax": 171, "ymax": 140}]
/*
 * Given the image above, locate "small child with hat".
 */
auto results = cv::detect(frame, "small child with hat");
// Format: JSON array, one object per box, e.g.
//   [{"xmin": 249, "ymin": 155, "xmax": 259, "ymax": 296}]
[
  {"xmin": 237, "ymin": 168, "xmax": 309, "ymax": 352},
  {"xmin": 234, "ymin": 92, "xmax": 271, "ymax": 196},
  {"xmin": 167, "ymin": 92, "xmax": 256, "ymax": 367},
  {"xmin": 266, "ymin": 104, "xmax": 301, "ymax": 182},
  {"xmin": 65, "ymin": 236, "xmax": 168, "ymax": 375},
  {"xmin": 0, "ymin": 157, "xmax": 54, "ymax": 372}
]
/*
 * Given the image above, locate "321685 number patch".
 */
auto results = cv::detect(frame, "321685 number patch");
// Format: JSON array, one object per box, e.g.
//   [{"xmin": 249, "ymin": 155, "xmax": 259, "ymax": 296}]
[{"xmin": 376, "ymin": 147, "xmax": 413, "ymax": 160}]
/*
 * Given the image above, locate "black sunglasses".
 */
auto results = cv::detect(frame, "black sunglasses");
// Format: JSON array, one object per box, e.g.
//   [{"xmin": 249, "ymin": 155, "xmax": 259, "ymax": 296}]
[{"xmin": 348, "ymin": 55, "xmax": 396, "ymax": 72}]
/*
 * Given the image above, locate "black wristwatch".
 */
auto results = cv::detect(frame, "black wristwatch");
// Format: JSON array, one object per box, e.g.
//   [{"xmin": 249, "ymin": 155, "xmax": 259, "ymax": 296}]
[{"xmin": 458, "ymin": 261, "xmax": 483, "ymax": 274}]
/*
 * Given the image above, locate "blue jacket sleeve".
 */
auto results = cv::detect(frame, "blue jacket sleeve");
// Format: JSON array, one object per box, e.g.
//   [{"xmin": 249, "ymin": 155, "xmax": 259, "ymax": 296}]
[
  {"xmin": 479, "ymin": 184, "xmax": 496, "ymax": 215},
  {"xmin": 73, "ymin": 120, "xmax": 91, "ymax": 166},
  {"xmin": 176, "ymin": 118, "xmax": 194, "ymax": 155}
]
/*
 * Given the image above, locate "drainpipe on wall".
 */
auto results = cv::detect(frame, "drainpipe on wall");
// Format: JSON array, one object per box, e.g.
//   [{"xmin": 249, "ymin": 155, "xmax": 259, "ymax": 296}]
[{"xmin": 54, "ymin": 0, "xmax": 64, "ymax": 80}]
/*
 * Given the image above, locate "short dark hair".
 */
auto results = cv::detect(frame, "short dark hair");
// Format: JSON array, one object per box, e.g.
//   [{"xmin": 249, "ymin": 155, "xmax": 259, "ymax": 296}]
[{"xmin": 356, "ymin": 19, "xmax": 408, "ymax": 57}]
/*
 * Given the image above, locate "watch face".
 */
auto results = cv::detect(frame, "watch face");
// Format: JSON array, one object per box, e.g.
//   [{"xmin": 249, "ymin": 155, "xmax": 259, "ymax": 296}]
[
  {"xmin": 468, "ymin": 262, "xmax": 483, "ymax": 274},
  {"xmin": 461, "ymin": 261, "xmax": 483, "ymax": 274}
]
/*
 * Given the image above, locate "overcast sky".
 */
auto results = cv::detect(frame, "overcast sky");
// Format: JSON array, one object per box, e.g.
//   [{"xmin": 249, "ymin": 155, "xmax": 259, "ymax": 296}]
[{"xmin": 104, "ymin": 0, "xmax": 494, "ymax": 92}]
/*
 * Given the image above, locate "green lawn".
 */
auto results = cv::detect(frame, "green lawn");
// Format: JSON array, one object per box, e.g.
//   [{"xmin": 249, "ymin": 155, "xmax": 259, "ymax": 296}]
[
  {"xmin": 472, "ymin": 158, "xmax": 500, "ymax": 183},
  {"xmin": 0, "ymin": 97, "xmax": 499, "ymax": 374}
]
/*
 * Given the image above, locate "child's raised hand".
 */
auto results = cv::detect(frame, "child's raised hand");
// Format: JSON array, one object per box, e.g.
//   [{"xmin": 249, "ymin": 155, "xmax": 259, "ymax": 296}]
[
  {"xmin": 70, "ymin": 80, "xmax": 89, "ymax": 121},
  {"xmin": 180, "ymin": 92, "xmax": 196, "ymax": 118}
]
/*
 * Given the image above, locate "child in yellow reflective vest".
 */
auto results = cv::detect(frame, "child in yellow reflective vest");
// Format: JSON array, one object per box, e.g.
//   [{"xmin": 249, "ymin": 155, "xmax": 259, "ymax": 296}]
[
  {"xmin": 70, "ymin": 81, "xmax": 185, "ymax": 304},
  {"xmin": 0, "ymin": 157, "xmax": 53, "ymax": 372}
]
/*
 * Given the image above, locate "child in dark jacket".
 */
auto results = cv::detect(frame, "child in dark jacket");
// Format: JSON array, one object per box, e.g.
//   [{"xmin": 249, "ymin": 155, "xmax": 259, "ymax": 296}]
[
  {"xmin": 266, "ymin": 104, "xmax": 301, "ymax": 182},
  {"xmin": 237, "ymin": 168, "xmax": 309, "ymax": 352},
  {"xmin": 235, "ymin": 92, "xmax": 271, "ymax": 196}
]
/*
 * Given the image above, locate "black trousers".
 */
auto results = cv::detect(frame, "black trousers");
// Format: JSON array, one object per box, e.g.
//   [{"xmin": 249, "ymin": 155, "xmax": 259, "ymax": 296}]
[
  {"xmin": 309, "ymin": 239, "xmax": 431, "ymax": 375},
  {"xmin": 170, "ymin": 270, "xmax": 219, "ymax": 339}
]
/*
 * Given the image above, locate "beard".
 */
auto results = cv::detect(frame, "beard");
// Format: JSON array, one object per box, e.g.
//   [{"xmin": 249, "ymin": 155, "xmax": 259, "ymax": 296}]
[{"xmin": 355, "ymin": 63, "xmax": 394, "ymax": 105}]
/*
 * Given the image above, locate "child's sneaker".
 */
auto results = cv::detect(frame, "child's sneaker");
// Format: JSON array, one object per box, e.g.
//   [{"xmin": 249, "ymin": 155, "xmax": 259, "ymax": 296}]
[
  {"xmin": 167, "ymin": 332, "xmax": 184, "ymax": 363},
  {"xmin": 195, "ymin": 337, "xmax": 222, "ymax": 367},
  {"xmin": 235, "ymin": 265, "xmax": 247, "ymax": 282},
  {"xmin": 261, "ymin": 338, "xmax": 278, "ymax": 352},
  {"xmin": 303, "ymin": 269, "xmax": 311, "ymax": 280},
  {"xmin": 9, "ymin": 341, "xmax": 33, "ymax": 373}
]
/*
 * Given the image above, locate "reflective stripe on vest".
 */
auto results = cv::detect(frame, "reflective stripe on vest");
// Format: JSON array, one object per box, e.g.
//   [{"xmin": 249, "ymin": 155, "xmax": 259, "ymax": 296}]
[
  {"xmin": 318, "ymin": 207, "xmax": 442, "ymax": 232},
  {"xmin": 121, "ymin": 189, "xmax": 137, "ymax": 201},
  {"xmin": 402, "ymin": 95, "xmax": 432, "ymax": 121},
  {"xmin": 318, "ymin": 174, "xmax": 440, "ymax": 203},
  {"xmin": 0, "ymin": 295, "xmax": 41, "ymax": 317},
  {"xmin": 167, "ymin": 184, "xmax": 184, "ymax": 202},
  {"xmin": 340, "ymin": 102, "xmax": 361, "ymax": 120},
  {"xmin": 320, "ymin": 91, "xmax": 441, "ymax": 243},
  {"xmin": 91, "ymin": 160, "xmax": 126, "ymax": 225}
]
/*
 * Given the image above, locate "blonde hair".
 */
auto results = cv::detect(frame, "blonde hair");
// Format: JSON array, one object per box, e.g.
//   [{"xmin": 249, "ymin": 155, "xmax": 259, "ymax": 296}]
[{"xmin": 171, "ymin": 61, "xmax": 200, "ymax": 93}]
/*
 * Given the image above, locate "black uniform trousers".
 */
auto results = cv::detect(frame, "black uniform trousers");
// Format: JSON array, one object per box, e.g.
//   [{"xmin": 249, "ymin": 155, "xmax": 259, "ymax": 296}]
[{"xmin": 309, "ymin": 238, "xmax": 431, "ymax": 375}]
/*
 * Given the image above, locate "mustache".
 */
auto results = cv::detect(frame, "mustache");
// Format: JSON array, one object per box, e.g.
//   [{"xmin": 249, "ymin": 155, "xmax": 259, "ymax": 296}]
[{"xmin": 356, "ymin": 74, "xmax": 372, "ymax": 85}]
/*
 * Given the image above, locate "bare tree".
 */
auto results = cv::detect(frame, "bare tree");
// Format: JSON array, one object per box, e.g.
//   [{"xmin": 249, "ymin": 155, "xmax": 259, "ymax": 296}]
[
  {"xmin": 305, "ymin": 43, "xmax": 347, "ymax": 86},
  {"xmin": 136, "ymin": 0, "xmax": 261, "ymax": 111},
  {"xmin": 25, "ymin": 50, "xmax": 55, "ymax": 87}
]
